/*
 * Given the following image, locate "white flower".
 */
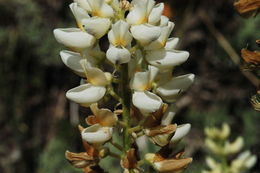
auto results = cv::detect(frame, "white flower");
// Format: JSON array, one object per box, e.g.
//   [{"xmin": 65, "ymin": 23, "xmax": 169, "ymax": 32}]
[
  {"xmin": 131, "ymin": 66, "xmax": 163, "ymax": 114},
  {"xmin": 66, "ymin": 60, "xmax": 110, "ymax": 107},
  {"xmin": 231, "ymin": 151, "xmax": 257, "ymax": 171},
  {"xmin": 70, "ymin": 2, "xmax": 90, "ymax": 30},
  {"xmin": 53, "ymin": 28, "xmax": 96, "ymax": 49},
  {"xmin": 130, "ymin": 24, "xmax": 161, "ymax": 46},
  {"xmin": 106, "ymin": 46, "xmax": 131, "ymax": 64},
  {"xmin": 146, "ymin": 48, "xmax": 189, "ymax": 69},
  {"xmin": 66, "ymin": 84, "xmax": 106, "ymax": 107},
  {"xmin": 81, "ymin": 124, "xmax": 113, "ymax": 144},
  {"xmin": 132, "ymin": 91, "xmax": 162, "ymax": 115},
  {"xmin": 170, "ymin": 124, "xmax": 191, "ymax": 146},
  {"xmin": 126, "ymin": 0, "xmax": 164, "ymax": 25},
  {"xmin": 82, "ymin": 17, "xmax": 111, "ymax": 38},
  {"xmin": 60, "ymin": 50, "xmax": 85, "ymax": 77},
  {"xmin": 76, "ymin": 0, "xmax": 114, "ymax": 18},
  {"xmin": 144, "ymin": 22, "xmax": 175, "ymax": 50},
  {"xmin": 224, "ymin": 137, "xmax": 244, "ymax": 155},
  {"xmin": 148, "ymin": 3, "xmax": 164, "ymax": 25},
  {"xmin": 161, "ymin": 104, "xmax": 178, "ymax": 125},
  {"xmin": 156, "ymin": 74, "xmax": 195, "ymax": 102},
  {"xmin": 107, "ymin": 20, "xmax": 132, "ymax": 64}
]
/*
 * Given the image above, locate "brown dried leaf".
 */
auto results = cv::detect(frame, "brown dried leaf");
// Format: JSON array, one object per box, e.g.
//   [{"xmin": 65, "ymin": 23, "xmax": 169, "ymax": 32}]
[
  {"xmin": 241, "ymin": 48, "xmax": 260, "ymax": 65},
  {"xmin": 234, "ymin": 0, "xmax": 260, "ymax": 16}
]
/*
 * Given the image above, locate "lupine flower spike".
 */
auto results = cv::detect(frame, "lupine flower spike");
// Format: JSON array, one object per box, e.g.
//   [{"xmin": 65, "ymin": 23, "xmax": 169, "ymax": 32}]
[
  {"xmin": 54, "ymin": 0, "xmax": 194, "ymax": 172},
  {"xmin": 203, "ymin": 123, "xmax": 257, "ymax": 173}
]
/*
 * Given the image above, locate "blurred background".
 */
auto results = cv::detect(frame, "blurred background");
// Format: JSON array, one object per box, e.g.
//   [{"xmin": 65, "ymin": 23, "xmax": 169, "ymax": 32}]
[{"xmin": 0, "ymin": 0, "xmax": 259, "ymax": 172}]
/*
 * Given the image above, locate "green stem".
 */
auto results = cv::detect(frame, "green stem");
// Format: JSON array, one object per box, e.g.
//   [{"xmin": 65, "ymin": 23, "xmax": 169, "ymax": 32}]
[
  {"xmin": 109, "ymin": 152, "xmax": 122, "ymax": 159},
  {"xmin": 110, "ymin": 140, "xmax": 124, "ymax": 151},
  {"xmin": 128, "ymin": 125, "xmax": 142, "ymax": 134},
  {"xmin": 107, "ymin": 86, "xmax": 122, "ymax": 102},
  {"xmin": 120, "ymin": 63, "xmax": 132, "ymax": 152}
]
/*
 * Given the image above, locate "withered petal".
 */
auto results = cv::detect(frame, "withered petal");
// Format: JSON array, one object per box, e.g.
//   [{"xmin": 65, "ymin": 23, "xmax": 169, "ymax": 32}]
[
  {"xmin": 241, "ymin": 48, "xmax": 260, "ymax": 65},
  {"xmin": 146, "ymin": 124, "xmax": 177, "ymax": 137},
  {"xmin": 234, "ymin": 0, "xmax": 260, "ymax": 16},
  {"xmin": 121, "ymin": 148, "xmax": 138, "ymax": 169},
  {"xmin": 86, "ymin": 115, "xmax": 99, "ymax": 125},
  {"xmin": 143, "ymin": 104, "xmax": 168, "ymax": 128},
  {"xmin": 65, "ymin": 151, "xmax": 96, "ymax": 169},
  {"xmin": 154, "ymin": 158, "xmax": 192, "ymax": 172}
]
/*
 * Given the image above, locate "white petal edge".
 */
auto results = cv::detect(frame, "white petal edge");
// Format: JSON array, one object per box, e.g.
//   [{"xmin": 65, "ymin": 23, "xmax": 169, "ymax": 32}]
[
  {"xmin": 156, "ymin": 74, "xmax": 195, "ymax": 99},
  {"xmin": 148, "ymin": 3, "xmax": 164, "ymax": 25},
  {"xmin": 130, "ymin": 71, "xmax": 150, "ymax": 91},
  {"xmin": 165, "ymin": 37, "xmax": 179, "ymax": 50},
  {"xmin": 146, "ymin": 49, "xmax": 189, "ymax": 69},
  {"xmin": 161, "ymin": 104, "xmax": 177, "ymax": 125},
  {"xmin": 53, "ymin": 28, "xmax": 96, "ymax": 49},
  {"xmin": 108, "ymin": 20, "xmax": 132, "ymax": 47},
  {"xmin": 132, "ymin": 91, "xmax": 163, "ymax": 115},
  {"xmin": 70, "ymin": 2, "xmax": 89, "ymax": 24},
  {"xmin": 66, "ymin": 84, "xmax": 106, "ymax": 106},
  {"xmin": 81, "ymin": 124, "xmax": 113, "ymax": 144},
  {"xmin": 160, "ymin": 15, "xmax": 169, "ymax": 26},
  {"xmin": 106, "ymin": 46, "xmax": 131, "ymax": 64},
  {"xmin": 74, "ymin": 0, "xmax": 91, "ymax": 11},
  {"xmin": 144, "ymin": 22, "xmax": 175, "ymax": 50},
  {"xmin": 60, "ymin": 50, "xmax": 84, "ymax": 77},
  {"xmin": 131, "ymin": 24, "xmax": 161, "ymax": 46},
  {"xmin": 170, "ymin": 124, "xmax": 191, "ymax": 146},
  {"xmin": 82, "ymin": 17, "xmax": 111, "ymax": 39}
]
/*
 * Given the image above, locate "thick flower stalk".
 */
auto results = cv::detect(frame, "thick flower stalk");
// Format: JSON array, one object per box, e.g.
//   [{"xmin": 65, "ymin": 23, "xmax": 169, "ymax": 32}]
[
  {"xmin": 203, "ymin": 123, "xmax": 257, "ymax": 173},
  {"xmin": 53, "ymin": 0, "xmax": 194, "ymax": 172}
]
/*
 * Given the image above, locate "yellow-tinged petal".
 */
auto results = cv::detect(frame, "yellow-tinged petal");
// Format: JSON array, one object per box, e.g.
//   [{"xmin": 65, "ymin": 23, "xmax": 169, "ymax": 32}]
[
  {"xmin": 80, "ymin": 59, "xmax": 109, "ymax": 86},
  {"xmin": 85, "ymin": 0, "xmax": 114, "ymax": 18},
  {"xmin": 126, "ymin": 0, "xmax": 155, "ymax": 25},
  {"xmin": 145, "ymin": 22, "xmax": 175, "ymax": 50},
  {"xmin": 108, "ymin": 20, "xmax": 132, "ymax": 47},
  {"xmin": 89, "ymin": 103, "xmax": 118, "ymax": 127},
  {"xmin": 70, "ymin": 2, "xmax": 90, "ymax": 29}
]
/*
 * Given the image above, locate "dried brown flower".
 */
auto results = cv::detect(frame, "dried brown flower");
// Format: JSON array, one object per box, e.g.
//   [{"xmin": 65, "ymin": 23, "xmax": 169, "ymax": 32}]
[
  {"xmin": 234, "ymin": 0, "xmax": 260, "ymax": 16},
  {"xmin": 145, "ymin": 148, "xmax": 192, "ymax": 173},
  {"xmin": 121, "ymin": 148, "xmax": 138, "ymax": 169},
  {"xmin": 241, "ymin": 48, "xmax": 260, "ymax": 65}
]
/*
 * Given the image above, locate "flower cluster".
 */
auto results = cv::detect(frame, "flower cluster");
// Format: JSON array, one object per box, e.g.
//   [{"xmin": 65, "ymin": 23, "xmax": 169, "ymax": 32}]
[
  {"xmin": 203, "ymin": 123, "xmax": 257, "ymax": 173},
  {"xmin": 53, "ymin": 0, "xmax": 194, "ymax": 172}
]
